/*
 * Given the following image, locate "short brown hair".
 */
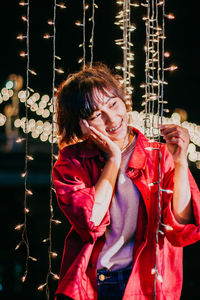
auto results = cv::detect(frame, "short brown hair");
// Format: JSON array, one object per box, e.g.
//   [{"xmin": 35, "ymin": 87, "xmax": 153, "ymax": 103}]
[{"xmin": 56, "ymin": 63, "xmax": 125, "ymax": 147}]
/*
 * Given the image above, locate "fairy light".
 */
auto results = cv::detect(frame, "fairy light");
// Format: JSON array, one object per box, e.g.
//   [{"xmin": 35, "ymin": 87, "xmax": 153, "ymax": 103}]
[
  {"xmin": 39, "ymin": 1, "xmax": 62, "ymax": 299},
  {"xmin": 114, "ymin": 0, "xmax": 137, "ymax": 110},
  {"xmin": 56, "ymin": 2, "xmax": 67, "ymax": 9},
  {"xmin": 90, "ymin": 0, "xmax": 95, "ymax": 67},
  {"xmin": 141, "ymin": 1, "xmax": 177, "ymax": 297},
  {"xmin": 15, "ymin": 0, "xmax": 38, "ymax": 284}
]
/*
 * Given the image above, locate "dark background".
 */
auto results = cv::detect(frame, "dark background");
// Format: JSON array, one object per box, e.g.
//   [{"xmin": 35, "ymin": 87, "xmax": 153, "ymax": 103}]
[{"xmin": 0, "ymin": 1, "xmax": 200, "ymax": 299}]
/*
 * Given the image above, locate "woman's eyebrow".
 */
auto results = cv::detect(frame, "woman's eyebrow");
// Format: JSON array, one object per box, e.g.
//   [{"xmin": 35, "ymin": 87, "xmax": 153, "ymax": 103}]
[
  {"xmin": 104, "ymin": 96, "xmax": 115, "ymax": 104},
  {"xmin": 93, "ymin": 96, "xmax": 115, "ymax": 111}
]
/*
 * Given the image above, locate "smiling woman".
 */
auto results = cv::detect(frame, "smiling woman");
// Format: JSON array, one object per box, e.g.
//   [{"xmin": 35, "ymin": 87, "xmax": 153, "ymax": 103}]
[{"xmin": 53, "ymin": 63, "xmax": 200, "ymax": 300}]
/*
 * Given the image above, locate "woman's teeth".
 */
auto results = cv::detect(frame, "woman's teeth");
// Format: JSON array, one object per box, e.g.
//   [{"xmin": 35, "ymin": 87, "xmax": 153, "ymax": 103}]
[{"xmin": 107, "ymin": 122, "xmax": 121, "ymax": 132}]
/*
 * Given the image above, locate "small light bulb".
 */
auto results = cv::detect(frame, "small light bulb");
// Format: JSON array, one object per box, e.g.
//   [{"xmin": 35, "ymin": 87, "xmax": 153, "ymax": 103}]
[
  {"xmin": 17, "ymin": 34, "xmax": 26, "ymax": 40},
  {"xmin": 29, "ymin": 69, "xmax": 37, "ymax": 76},
  {"xmin": 19, "ymin": 51, "xmax": 27, "ymax": 57},
  {"xmin": 151, "ymin": 268, "xmax": 156, "ymax": 275},
  {"xmin": 53, "ymin": 274, "xmax": 59, "ymax": 280},
  {"xmin": 29, "ymin": 256, "xmax": 37, "ymax": 262},
  {"xmin": 26, "ymin": 189, "xmax": 33, "ymax": 196},
  {"xmin": 21, "ymin": 16, "xmax": 28, "ymax": 22},
  {"xmin": 27, "ymin": 155, "xmax": 34, "ymax": 161},
  {"xmin": 43, "ymin": 33, "xmax": 53, "ymax": 39},
  {"xmin": 75, "ymin": 21, "xmax": 83, "ymax": 26},
  {"xmin": 166, "ymin": 13, "xmax": 175, "ymax": 20},
  {"xmin": 51, "ymin": 252, "xmax": 58, "ymax": 258},
  {"xmin": 19, "ymin": 1, "xmax": 28, "ymax": 6},
  {"xmin": 15, "ymin": 224, "xmax": 24, "ymax": 230},
  {"xmin": 164, "ymin": 52, "xmax": 170, "ymax": 58},
  {"xmin": 56, "ymin": 2, "xmax": 66, "ymax": 9},
  {"xmin": 21, "ymin": 275, "xmax": 27, "ymax": 282},
  {"xmin": 38, "ymin": 283, "xmax": 47, "ymax": 291},
  {"xmin": 47, "ymin": 20, "xmax": 54, "ymax": 25},
  {"xmin": 55, "ymin": 68, "xmax": 64, "ymax": 74}
]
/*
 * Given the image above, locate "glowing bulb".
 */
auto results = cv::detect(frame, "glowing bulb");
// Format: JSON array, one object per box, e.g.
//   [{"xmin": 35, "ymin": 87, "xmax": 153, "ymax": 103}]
[
  {"xmin": 38, "ymin": 283, "xmax": 47, "ymax": 291},
  {"xmin": 157, "ymin": 274, "xmax": 163, "ymax": 283},
  {"xmin": 164, "ymin": 224, "xmax": 173, "ymax": 231},
  {"xmin": 16, "ymin": 137, "xmax": 25, "ymax": 143},
  {"xmin": 164, "ymin": 52, "xmax": 170, "ymax": 57},
  {"xmin": 52, "ymin": 219, "xmax": 61, "ymax": 224},
  {"xmin": 47, "ymin": 20, "xmax": 54, "ymax": 25},
  {"xmin": 27, "ymin": 155, "xmax": 34, "ymax": 161},
  {"xmin": 169, "ymin": 65, "xmax": 178, "ymax": 71},
  {"xmin": 55, "ymin": 68, "xmax": 64, "ymax": 74},
  {"xmin": 29, "ymin": 256, "xmax": 37, "ymax": 262},
  {"xmin": 151, "ymin": 268, "xmax": 156, "ymax": 275},
  {"xmin": 21, "ymin": 16, "xmax": 28, "ymax": 22},
  {"xmin": 56, "ymin": 2, "xmax": 67, "ymax": 9},
  {"xmin": 17, "ymin": 34, "xmax": 26, "ymax": 40},
  {"xmin": 166, "ymin": 13, "xmax": 175, "ymax": 20},
  {"xmin": 19, "ymin": 1, "xmax": 28, "ymax": 6},
  {"xmin": 19, "ymin": 51, "xmax": 27, "ymax": 57},
  {"xmin": 43, "ymin": 33, "xmax": 53, "ymax": 39},
  {"xmin": 29, "ymin": 69, "xmax": 37, "ymax": 75},
  {"xmin": 15, "ymin": 224, "xmax": 24, "ymax": 230},
  {"xmin": 21, "ymin": 275, "xmax": 27, "ymax": 282},
  {"xmin": 51, "ymin": 252, "xmax": 58, "ymax": 258},
  {"xmin": 26, "ymin": 189, "xmax": 33, "ymax": 196},
  {"xmin": 75, "ymin": 21, "xmax": 83, "ymax": 26}
]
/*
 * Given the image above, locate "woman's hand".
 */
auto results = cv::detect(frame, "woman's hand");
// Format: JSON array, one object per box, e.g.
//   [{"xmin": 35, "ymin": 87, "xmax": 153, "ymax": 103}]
[
  {"xmin": 160, "ymin": 124, "xmax": 190, "ymax": 166},
  {"xmin": 80, "ymin": 119, "xmax": 121, "ymax": 165}
]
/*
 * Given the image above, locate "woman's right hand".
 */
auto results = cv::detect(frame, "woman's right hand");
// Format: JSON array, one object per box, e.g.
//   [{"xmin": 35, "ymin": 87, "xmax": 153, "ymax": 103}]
[{"xmin": 80, "ymin": 119, "xmax": 121, "ymax": 167}]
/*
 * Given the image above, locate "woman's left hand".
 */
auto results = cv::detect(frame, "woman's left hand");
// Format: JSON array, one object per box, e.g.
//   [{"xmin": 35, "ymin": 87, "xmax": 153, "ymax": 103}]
[{"xmin": 160, "ymin": 124, "xmax": 190, "ymax": 166}]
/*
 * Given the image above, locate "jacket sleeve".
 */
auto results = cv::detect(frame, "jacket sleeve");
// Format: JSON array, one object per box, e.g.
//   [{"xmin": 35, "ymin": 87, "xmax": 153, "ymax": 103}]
[
  {"xmin": 53, "ymin": 158, "xmax": 110, "ymax": 244},
  {"xmin": 161, "ymin": 146, "xmax": 200, "ymax": 247}
]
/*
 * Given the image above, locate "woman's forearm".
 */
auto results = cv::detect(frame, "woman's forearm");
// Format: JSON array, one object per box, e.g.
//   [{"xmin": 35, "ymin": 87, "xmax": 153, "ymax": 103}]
[
  {"xmin": 90, "ymin": 156, "xmax": 121, "ymax": 226},
  {"xmin": 172, "ymin": 161, "xmax": 192, "ymax": 224}
]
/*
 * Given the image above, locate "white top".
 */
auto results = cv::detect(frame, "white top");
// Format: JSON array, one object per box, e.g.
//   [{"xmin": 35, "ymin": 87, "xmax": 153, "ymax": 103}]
[{"xmin": 97, "ymin": 136, "xmax": 140, "ymax": 271}]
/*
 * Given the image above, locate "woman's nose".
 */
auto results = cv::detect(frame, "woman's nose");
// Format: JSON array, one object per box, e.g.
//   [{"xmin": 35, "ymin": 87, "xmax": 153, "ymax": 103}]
[{"xmin": 103, "ymin": 111, "xmax": 116, "ymax": 125}]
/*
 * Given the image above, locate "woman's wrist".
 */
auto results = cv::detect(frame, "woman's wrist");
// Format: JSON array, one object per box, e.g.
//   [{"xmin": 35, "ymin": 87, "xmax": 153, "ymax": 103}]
[{"xmin": 107, "ymin": 154, "xmax": 121, "ymax": 169}]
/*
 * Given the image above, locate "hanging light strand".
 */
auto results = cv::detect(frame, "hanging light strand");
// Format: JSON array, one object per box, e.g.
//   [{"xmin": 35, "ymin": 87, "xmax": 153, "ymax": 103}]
[
  {"xmin": 15, "ymin": 0, "xmax": 37, "ymax": 284},
  {"xmin": 115, "ymin": 0, "xmax": 136, "ymax": 110},
  {"xmin": 82, "ymin": 0, "xmax": 86, "ymax": 68},
  {"xmin": 45, "ymin": 0, "xmax": 58, "ymax": 298},
  {"xmin": 142, "ymin": 1, "xmax": 177, "ymax": 297},
  {"xmin": 90, "ymin": 0, "xmax": 96, "ymax": 67}
]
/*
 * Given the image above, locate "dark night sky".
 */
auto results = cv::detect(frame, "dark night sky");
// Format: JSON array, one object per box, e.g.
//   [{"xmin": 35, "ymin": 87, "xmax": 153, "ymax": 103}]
[{"xmin": 0, "ymin": 1, "xmax": 200, "ymax": 300}]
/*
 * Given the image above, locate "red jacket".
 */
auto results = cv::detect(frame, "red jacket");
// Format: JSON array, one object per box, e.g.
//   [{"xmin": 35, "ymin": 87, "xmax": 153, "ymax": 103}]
[{"xmin": 53, "ymin": 127, "xmax": 200, "ymax": 300}]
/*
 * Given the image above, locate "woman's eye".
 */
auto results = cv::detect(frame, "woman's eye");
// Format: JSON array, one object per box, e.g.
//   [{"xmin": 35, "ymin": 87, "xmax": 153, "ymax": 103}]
[
  {"xmin": 110, "ymin": 101, "xmax": 117, "ymax": 108},
  {"xmin": 89, "ymin": 112, "xmax": 101, "ymax": 120}
]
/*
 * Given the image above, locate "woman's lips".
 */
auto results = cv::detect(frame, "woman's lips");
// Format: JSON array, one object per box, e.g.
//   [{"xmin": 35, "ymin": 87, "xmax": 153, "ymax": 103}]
[{"xmin": 106, "ymin": 120, "xmax": 123, "ymax": 133}]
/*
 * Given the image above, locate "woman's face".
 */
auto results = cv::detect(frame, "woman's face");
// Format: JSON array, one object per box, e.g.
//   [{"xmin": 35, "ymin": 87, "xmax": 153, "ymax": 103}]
[{"xmin": 87, "ymin": 90, "xmax": 128, "ymax": 147}]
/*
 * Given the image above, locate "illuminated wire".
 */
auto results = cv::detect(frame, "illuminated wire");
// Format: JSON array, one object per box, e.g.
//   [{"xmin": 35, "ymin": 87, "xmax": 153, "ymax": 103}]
[
  {"xmin": 83, "ymin": 0, "xmax": 86, "ymax": 68},
  {"xmin": 45, "ymin": 0, "xmax": 57, "ymax": 298},
  {"xmin": 90, "ymin": 0, "xmax": 95, "ymax": 67}
]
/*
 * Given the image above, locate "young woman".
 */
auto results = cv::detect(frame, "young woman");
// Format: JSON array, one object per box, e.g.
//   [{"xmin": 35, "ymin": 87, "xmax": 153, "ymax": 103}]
[{"xmin": 53, "ymin": 64, "xmax": 200, "ymax": 300}]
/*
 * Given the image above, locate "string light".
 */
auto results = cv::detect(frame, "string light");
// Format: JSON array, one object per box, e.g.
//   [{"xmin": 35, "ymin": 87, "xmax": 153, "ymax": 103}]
[
  {"xmin": 114, "ymin": 0, "xmax": 137, "ymax": 111},
  {"xmin": 90, "ymin": 0, "xmax": 96, "ymax": 67},
  {"xmin": 40, "ymin": 1, "xmax": 63, "ymax": 299},
  {"xmin": 141, "ymin": 0, "xmax": 172, "ymax": 297},
  {"xmin": 15, "ymin": 0, "xmax": 38, "ymax": 284}
]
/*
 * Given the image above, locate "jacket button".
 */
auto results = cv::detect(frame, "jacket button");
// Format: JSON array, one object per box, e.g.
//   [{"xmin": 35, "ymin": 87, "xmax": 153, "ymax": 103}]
[{"xmin": 98, "ymin": 274, "xmax": 106, "ymax": 281}]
